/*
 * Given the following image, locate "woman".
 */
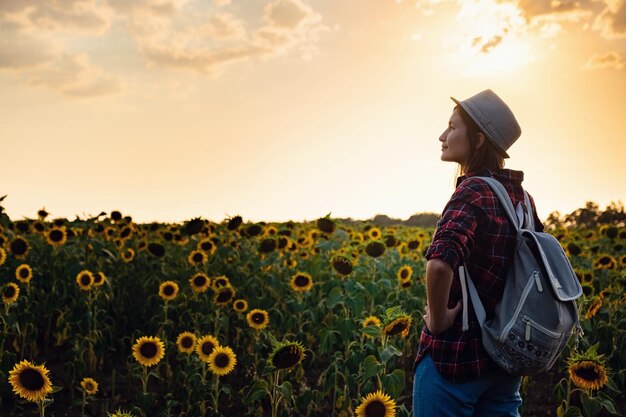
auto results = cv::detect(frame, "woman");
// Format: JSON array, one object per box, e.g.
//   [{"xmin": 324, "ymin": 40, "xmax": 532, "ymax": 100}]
[{"xmin": 412, "ymin": 89, "xmax": 544, "ymax": 417}]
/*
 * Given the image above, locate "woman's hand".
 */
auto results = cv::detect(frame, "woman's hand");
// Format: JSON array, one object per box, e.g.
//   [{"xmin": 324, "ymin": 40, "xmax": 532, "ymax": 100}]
[
  {"xmin": 423, "ymin": 301, "xmax": 462, "ymax": 335},
  {"xmin": 424, "ymin": 259, "xmax": 463, "ymax": 335}
]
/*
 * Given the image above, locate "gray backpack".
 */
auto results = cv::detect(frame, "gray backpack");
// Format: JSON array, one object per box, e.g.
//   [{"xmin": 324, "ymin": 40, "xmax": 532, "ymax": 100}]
[{"xmin": 459, "ymin": 176, "xmax": 583, "ymax": 376}]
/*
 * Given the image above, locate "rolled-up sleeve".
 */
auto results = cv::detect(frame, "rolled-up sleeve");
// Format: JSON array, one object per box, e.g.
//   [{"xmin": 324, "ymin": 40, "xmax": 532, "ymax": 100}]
[{"xmin": 425, "ymin": 182, "xmax": 485, "ymax": 271}]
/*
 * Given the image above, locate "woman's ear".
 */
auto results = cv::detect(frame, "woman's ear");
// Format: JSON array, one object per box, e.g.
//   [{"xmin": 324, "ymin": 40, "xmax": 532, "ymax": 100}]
[{"xmin": 476, "ymin": 132, "xmax": 486, "ymax": 149}]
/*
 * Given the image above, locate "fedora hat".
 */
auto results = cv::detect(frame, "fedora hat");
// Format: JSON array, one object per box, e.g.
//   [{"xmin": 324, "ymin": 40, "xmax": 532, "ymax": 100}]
[{"xmin": 450, "ymin": 89, "xmax": 521, "ymax": 158}]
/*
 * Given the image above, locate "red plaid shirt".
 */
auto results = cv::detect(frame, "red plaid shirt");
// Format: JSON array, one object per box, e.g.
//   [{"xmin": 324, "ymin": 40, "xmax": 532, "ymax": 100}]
[{"xmin": 414, "ymin": 168, "xmax": 544, "ymax": 382}]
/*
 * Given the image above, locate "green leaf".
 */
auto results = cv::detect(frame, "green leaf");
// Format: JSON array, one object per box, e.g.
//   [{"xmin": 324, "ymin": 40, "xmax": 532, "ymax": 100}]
[
  {"xmin": 597, "ymin": 392, "xmax": 619, "ymax": 415},
  {"xmin": 276, "ymin": 381, "xmax": 293, "ymax": 403},
  {"xmin": 243, "ymin": 380, "xmax": 269, "ymax": 404},
  {"xmin": 562, "ymin": 405, "xmax": 583, "ymax": 417},
  {"xmin": 361, "ymin": 355, "xmax": 384, "ymax": 380},
  {"xmin": 361, "ymin": 325, "xmax": 382, "ymax": 339},
  {"xmin": 581, "ymin": 392, "xmax": 602, "ymax": 417},
  {"xmin": 385, "ymin": 306, "xmax": 402, "ymax": 317},
  {"xmin": 379, "ymin": 344, "xmax": 403, "ymax": 364},
  {"xmin": 326, "ymin": 287, "xmax": 344, "ymax": 308},
  {"xmin": 380, "ymin": 369, "xmax": 405, "ymax": 399}
]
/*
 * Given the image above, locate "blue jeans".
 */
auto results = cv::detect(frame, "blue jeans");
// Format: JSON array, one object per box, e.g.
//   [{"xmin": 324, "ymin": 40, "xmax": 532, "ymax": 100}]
[{"xmin": 412, "ymin": 354, "xmax": 522, "ymax": 417}]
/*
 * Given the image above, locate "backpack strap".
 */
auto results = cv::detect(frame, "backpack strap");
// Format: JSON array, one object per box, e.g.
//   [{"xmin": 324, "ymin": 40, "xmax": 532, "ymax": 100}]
[{"xmin": 474, "ymin": 176, "xmax": 521, "ymax": 230}]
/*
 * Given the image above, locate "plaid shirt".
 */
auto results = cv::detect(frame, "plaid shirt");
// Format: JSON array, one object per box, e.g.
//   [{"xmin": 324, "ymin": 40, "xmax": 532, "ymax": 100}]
[{"xmin": 414, "ymin": 168, "xmax": 544, "ymax": 382}]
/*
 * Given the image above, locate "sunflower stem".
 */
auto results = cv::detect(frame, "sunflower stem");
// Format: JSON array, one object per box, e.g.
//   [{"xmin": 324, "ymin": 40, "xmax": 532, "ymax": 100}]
[
  {"xmin": 212, "ymin": 373, "xmax": 219, "ymax": 414},
  {"xmin": 141, "ymin": 365, "xmax": 149, "ymax": 395}
]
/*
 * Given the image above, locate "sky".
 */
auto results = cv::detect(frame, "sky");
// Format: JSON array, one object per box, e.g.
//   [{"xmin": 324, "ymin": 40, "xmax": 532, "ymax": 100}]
[{"xmin": 1, "ymin": 0, "xmax": 625, "ymax": 224}]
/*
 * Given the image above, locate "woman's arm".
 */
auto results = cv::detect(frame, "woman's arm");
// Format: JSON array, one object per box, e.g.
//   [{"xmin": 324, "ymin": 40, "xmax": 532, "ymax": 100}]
[{"xmin": 423, "ymin": 258, "xmax": 462, "ymax": 335}]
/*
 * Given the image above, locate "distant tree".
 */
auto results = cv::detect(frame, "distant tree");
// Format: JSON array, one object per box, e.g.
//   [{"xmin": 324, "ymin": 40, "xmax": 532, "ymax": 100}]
[{"xmin": 545, "ymin": 201, "xmax": 624, "ymax": 229}]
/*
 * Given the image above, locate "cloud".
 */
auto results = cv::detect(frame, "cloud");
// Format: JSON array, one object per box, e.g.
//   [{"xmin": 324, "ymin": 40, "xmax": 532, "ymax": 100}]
[
  {"xmin": 263, "ymin": 0, "xmax": 314, "ymax": 29},
  {"xmin": 0, "ymin": 0, "xmax": 112, "ymax": 34},
  {"xmin": 593, "ymin": 0, "xmax": 626, "ymax": 38},
  {"xmin": 584, "ymin": 50, "xmax": 626, "ymax": 69},
  {"xmin": 0, "ymin": 23, "xmax": 58, "ymax": 69},
  {"xmin": 26, "ymin": 53, "xmax": 125, "ymax": 97},
  {"xmin": 471, "ymin": 34, "xmax": 504, "ymax": 53}
]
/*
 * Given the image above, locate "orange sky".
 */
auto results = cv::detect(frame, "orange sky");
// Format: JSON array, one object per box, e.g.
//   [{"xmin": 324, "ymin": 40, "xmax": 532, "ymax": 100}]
[{"xmin": 1, "ymin": 0, "xmax": 625, "ymax": 224}]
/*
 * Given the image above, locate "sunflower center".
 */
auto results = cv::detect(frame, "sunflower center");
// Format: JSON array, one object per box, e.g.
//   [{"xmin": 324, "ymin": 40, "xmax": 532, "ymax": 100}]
[
  {"xmin": 574, "ymin": 365, "xmax": 600, "ymax": 381},
  {"xmin": 217, "ymin": 289, "xmax": 233, "ymax": 303},
  {"xmin": 163, "ymin": 286, "xmax": 174, "ymax": 296},
  {"xmin": 365, "ymin": 400, "xmax": 386, "ymax": 417},
  {"xmin": 272, "ymin": 346, "xmax": 302, "ymax": 369},
  {"xmin": 294, "ymin": 275, "xmax": 309, "ymax": 287},
  {"xmin": 85, "ymin": 382, "xmax": 94, "ymax": 391},
  {"xmin": 194, "ymin": 276, "xmax": 207, "ymax": 287},
  {"xmin": 386, "ymin": 319, "xmax": 408, "ymax": 335},
  {"xmin": 599, "ymin": 257, "xmax": 610, "ymax": 265},
  {"xmin": 252, "ymin": 313, "xmax": 265, "ymax": 323},
  {"xmin": 11, "ymin": 239, "xmax": 28, "ymax": 254},
  {"xmin": 4, "ymin": 286, "xmax": 16, "ymax": 298},
  {"xmin": 19, "ymin": 268, "xmax": 30, "ymax": 278},
  {"xmin": 215, "ymin": 353, "xmax": 230, "ymax": 368},
  {"xmin": 181, "ymin": 337, "xmax": 193, "ymax": 349},
  {"xmin": 235, "ymin": 301, "xmax": 244, "ymax": 310},
  {"xmin": 193, "ymin": 253, "xmax": 203, "ymax": 262},
  {"xmin": 400, "ymin": 269, "xmax": 409, "ymax": 280},
  {"xmin": 202, "ymin": 342, "xmax": 215, "ymax": 356},
  {"xmin": 19, "ymin": 368, "xmax": 45, "ymax": 391},
  {"xmin": 49, "ymin": 230, "xmax": 63, "ymax": 242},
  {"xmin": 201, "ymin": 242, "xmax": 214, "ymax": 251},
  {"xmin": 140, "ymin": 342, "xmax": 158, "ymax": 358},
  {"xmin": 80, "ymin": 275, "xmax": 92, "ymax": 286}
]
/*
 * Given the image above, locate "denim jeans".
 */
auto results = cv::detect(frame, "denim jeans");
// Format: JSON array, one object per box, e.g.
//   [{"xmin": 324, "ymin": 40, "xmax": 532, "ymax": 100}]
[{"xmin": 413, "ymin": 354, "xmax": 522, "ymax": 417}]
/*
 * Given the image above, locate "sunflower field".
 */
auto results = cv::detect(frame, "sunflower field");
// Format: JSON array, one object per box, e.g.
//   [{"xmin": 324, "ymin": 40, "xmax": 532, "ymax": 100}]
[{"xmin": 0, "ymin": 203, "xmax": 624, "ymax": 417}]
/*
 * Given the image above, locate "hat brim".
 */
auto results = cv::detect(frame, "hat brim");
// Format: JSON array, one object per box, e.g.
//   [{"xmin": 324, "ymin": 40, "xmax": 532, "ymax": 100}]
[{"xmin": 450, "ymin": 96, "xmax": 510, "ymax": 158}]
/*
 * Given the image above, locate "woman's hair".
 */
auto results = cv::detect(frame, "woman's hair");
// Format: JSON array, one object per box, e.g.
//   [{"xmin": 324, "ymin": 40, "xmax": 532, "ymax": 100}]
[{"xmin": 455, "ymin": 105, "xmax": 504, "ymax": 174}]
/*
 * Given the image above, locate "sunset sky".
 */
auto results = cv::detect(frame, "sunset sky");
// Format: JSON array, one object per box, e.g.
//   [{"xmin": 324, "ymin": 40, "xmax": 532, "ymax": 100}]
[{"xmin": 2, "ymin": 0, "xmax": 625, "ymax": 224}]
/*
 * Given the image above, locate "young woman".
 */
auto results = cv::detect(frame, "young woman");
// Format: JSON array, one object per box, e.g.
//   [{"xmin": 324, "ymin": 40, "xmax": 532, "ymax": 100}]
[{"xmin": 412, "ymin": 89, "xmax": 544, "ymax": 417}]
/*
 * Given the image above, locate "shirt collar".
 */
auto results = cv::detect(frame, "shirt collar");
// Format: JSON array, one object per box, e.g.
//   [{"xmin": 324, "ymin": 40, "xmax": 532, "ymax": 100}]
[{"xmin": 456, "ymin": 168, "xmax": 524, "ymax": 188}]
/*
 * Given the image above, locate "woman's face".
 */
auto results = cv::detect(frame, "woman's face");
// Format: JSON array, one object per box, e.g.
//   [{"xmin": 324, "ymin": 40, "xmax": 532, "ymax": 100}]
[{"xmin": 439, "ymin": 108, "xmax": 471, "ymax": 167}]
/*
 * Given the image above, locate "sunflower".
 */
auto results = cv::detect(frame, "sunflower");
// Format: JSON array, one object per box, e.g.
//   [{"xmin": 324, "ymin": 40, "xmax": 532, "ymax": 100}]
[
  {"xmin": 354, "ymin": 390, "xmax": 396, "ymax": 417},
  {"xmin": 290, "ymin": 272, "xmax": 313, "ymax": 292},
  {"xmin": 585, "ymin": 296, "xmax": 603, "ymax": 320},
  {"xmin": 92, "ymin": 271, "xmax": 106, "ymax": 287},
  {"xmin": 567, "ymin": 344, "xmax": 609, "ymax": 391},
  {"xmin": 593, "ymin": 254, "xmax": 617, "ymax": 270},
  {"xmin": 259, "ymin": 238, "xmax": 277, "ymax": 253},
  {"xmin": 8, "ymin": 360, "xmax": 53, "ymax": 403},
  {"xmin": 121, "ymin": 248, "xmax": 135, "ymax": 263},
  {"xmin": 187, "ymin": 250, "xmax": 208, "ymax": 266},
  {"xmin": 298, "ymin": 251, "xmax": 310, "ymax": 260},
  {"xmin": 16, "ymin": 264, "xmax": 33, "ymax": 284},
  {"xmin": 268, "ymin": 340, "xmax": 306, "ymax": 370},
  {"xmin": 45, "ymin": 227, "xmax": 67, "ymax": 247},
  {"xmin": 197, "ymin": 238, "xmax": 217, "ymax": 255},
  {"xmin": 9, "ymin": 236, "xmax": 30, "ymax": 259},
  {"xmin": 383, "ymin": 315, "xmax": 412, "ymax": 338},
  {"xmin": 331, "ymin": 255, "xmax": 353, "ymax": 275},
  {"xmin": 158, "ymin": 281, "xmax": 179, "ymax": 302},
  {"xmin": 214, "ymin": 286, "xmax": 236, "ymax": 307},
  {"xmin": 246, "ymin": 309, "xmax": 270, "ymax": 330},
  {"xmin": 189, "ymin": 273, "xmax": 211, "ymax": 293},
  {"xmin": 110, "ymin": 408, "xmax": 135, "ymax": 417},
  {"xmin": 212, "ymin": 275, "xmax": 230, "ymax": 290},
  {"xmin": 363, "ymin": 316, "xmax": 382, "ymax": 328},
  {"xmin": 176, "ymin": 332, "xmax": 197, "ymax": 355},
  {"xmin": 400, "ymin": 280, "xmax": 412, "ymax": 289},
  {"xmin": 233, "ymin": 299, "xmax": 248, "ymax": 313},
  {"xmin": 196, "ymin": 335, "xmax": 220, "ymax": 362},
  {"xmin": 264, "ymin": 225, "xmax": 279, "ymax": 236},
  {"xmin": 0, "ymin": 247, "xmax": 6, "ymax": 266},
  {"xmin": 227, "ymin": 215, "xmax": 243, "ymax": 230},
  {"xmin": 367, "ymin": 227, "xmax": 382, "ymax": 240},
  {"xmin": 397, "ymin": 265, "xmax": 413, "ymax": 282},
  {"xmin": 132, "ymin": 336, "xmax": 165, "ymax": 367},
  {"xmin": 365, "ymin": 241, "xmax": 386, "ymax": 258},
  {"xmin": 620, "ymin": 254, "xmax": 626, "ymax": 268},
  {"xmin": 317, "ymin": 217, "xmax": 336, "ymax": 234},
  {"xmin": 3, "ymin": 283, "xmax": 20, "ymax": 305},
  {"xmin": 207, "ymin": 346, "xmax": 237, "ymax": 376},
  {"xmin": 76, "ymin": 270, "xmax": 95, "ymax": 291},
  {"xmin": 80, "ymin": 377, "xmax": 98, "ymax": 395},
  {"xmin": 147, "ymin": 242, "xmax": 166, "ymax": 257}
]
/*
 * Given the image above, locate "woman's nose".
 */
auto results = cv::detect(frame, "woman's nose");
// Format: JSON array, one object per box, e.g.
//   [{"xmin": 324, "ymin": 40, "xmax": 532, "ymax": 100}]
[{"xmin": 439, "ymin": 130, "xmax": 447, "ymax": 142}]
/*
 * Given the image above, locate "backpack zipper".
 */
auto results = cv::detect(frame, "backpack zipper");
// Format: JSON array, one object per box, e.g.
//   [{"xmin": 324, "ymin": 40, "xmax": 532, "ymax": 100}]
[
  {"xmin": 522, "ymin": 315, "xmax": 562, "ymax": 338},
  {"xmin": 533, "ymin": 271, "xmax": 543, "ymax": 292},
  {"xmin": 499, "ymin": 270, "xmax": 538, "ymax": 343}
]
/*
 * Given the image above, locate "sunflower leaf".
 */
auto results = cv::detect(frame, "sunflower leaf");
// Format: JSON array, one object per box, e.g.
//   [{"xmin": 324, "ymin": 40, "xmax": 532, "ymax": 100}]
[
  {"xmin": 276, "ymin": 381, "xmax": 293, "ymax": 404},
  {"xmin": 361, "ymin": 325, "xmax": 382, "ymax": 338},
  {"xmin": 243, "ymin": 380, "xmax": 269, "ymax": 404},
  {"xmin": 380, "ymin": 369, "xmax": 405, "ymax": 399},
  {"xmin": 326, "ymin": 287, "xmax": 344, "ymax": 308},
  {"xmin": 562, "ymin": 406, "xmax": 583, "ymax": 417},
  {"xmin": 361, "ymin": 355, "xmax": 384, "ymax": 380},
  {"xmin": 581, "ymin": 392, "xmax": 602, "ymax": 417},
  {"xmin": 596, "ymin": 392, "xmax": 619, "ymax": 415},
  {"xmin": 379, "ymin": 345, "xmax": 402, "ymax": 364}
]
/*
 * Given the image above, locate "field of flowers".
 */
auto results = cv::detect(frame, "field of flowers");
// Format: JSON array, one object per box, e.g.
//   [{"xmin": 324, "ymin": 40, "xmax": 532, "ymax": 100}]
[{"xmin": 0, "ymin": 203, "xmax": 624, "ymax": 417}]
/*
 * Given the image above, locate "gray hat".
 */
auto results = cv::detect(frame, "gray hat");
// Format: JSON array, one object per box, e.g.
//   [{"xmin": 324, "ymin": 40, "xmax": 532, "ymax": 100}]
[{"xmin": 450, "ymin": 89, "xmax": 521, "ymax": 159}]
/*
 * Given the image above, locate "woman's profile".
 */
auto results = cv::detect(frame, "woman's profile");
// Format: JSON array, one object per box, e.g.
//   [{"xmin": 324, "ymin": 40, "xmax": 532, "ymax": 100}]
[{"xmin": 412, "ymin": 89, "xmax": 544, "ymax": 417}]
